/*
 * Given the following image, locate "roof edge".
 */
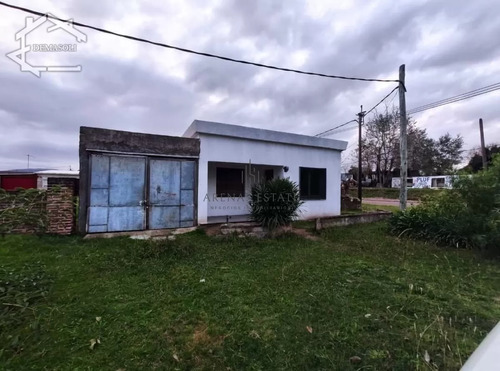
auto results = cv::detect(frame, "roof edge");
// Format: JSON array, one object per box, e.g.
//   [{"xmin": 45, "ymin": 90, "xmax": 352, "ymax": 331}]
[{"xmin": 183, "ymin": 120, "xmax": 348, "ymax": 151}]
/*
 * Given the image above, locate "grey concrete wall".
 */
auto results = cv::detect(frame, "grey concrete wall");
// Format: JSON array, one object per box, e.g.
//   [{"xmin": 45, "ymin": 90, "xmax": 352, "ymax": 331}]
[
  {"xmin": 315, "ymin": 212, "xmax": 392, "ymax": 230},
  {"xmin": 78, "ymin": 126, "xmax": 200, "ymax": 233}
]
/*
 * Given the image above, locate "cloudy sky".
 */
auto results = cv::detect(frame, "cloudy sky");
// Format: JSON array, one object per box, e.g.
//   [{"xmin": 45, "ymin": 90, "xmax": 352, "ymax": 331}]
[{"xmin": 0, "ymin": 0, "xmax": 499, "ymax": 171}]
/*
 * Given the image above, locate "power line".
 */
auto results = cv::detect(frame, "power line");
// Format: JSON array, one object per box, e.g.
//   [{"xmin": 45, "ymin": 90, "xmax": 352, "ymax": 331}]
[
  {"xmin": 316, "ymin": 85, "xmax": 399, "ymax": 137},
  {"xmin": 408, "ymin": 82, "xmax": 500, "ymax": 114},
  {"xmin": 409, "ymin": 82, "xmax": 500, "ymax": 112},
  {"xmin": 0, "ymin": 1, "xmax": 402, "ymax": 85},
  {"xmin": 315, "ymin": 119, "xmax": 357, "ymax": 137},
  {"xmin": 364, "ymin": 86, "xmax": 399, "ymax": 116}
]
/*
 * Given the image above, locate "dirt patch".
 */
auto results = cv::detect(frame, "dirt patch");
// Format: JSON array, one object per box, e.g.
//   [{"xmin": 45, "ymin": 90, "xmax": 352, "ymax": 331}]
[
  {"xmin": 200, "ymin": 224, "xmax": 222, "ymax": 237},
  {"xmin": 291, "ymin": 228, "xmax": 319, "ymax": 241},
  {"xmin": 190, "ymin": 325, "xmax": 226, "ymax": 350}
]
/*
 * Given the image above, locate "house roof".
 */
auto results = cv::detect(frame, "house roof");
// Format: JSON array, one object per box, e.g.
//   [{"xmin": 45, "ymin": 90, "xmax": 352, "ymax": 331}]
[
  {"xmin": 0, "ymin": 168, "xmax": 51, "ymax": 175},
  {"xmin": 183, "ymin": 120, "xmax": 348, "ymax": 151},
  {"xmin": 36, "ymin": 170, "xmax": 79, "ymax": 177},
  {"xmin": 0, "ymin": 168, "xmax": 79, "ymax": 177}
]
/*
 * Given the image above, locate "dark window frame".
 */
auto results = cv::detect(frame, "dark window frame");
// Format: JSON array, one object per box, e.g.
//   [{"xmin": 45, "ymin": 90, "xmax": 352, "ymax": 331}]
[
  {"xmin": 216, "ymin": 167, "xmax": 245, "ymax": 197},
  {"xmin": 299, "ymin": 167, "xmax": 327, "ymax": 200}
]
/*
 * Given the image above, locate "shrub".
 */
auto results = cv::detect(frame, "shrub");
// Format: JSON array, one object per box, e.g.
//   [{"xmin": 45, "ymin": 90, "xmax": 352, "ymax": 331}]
[
  {"xmin": 249, "ymin": 178, "xmax": 304, "ymax": 230},
  {"xmin": 0, "ymin": 189, "xmax": 47, "ymax": 236},
  {"xmin": 389, "ymin": 155, "xmax": 500, "ymax": 253}
]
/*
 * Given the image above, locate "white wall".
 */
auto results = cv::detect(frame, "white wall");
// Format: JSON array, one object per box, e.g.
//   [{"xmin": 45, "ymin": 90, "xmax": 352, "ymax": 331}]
[{"xmin": 197, "ymin": 134, "xmax": 343, "ymax": 224}]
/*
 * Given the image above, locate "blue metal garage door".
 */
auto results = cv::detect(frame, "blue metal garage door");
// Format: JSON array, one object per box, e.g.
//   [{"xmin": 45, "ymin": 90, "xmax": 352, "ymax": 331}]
[
  {"xmin": 87, "ymin": 154, "xmax": 196, "ymax": 233},
  {"xmin": 148, "ymin": 159, "xmax": 196, "ymax": 229}
]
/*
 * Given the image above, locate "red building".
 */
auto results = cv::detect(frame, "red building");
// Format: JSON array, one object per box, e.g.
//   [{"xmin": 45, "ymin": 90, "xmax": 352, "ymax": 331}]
[{"xmin": 0, "ymin": 168, "xmax": 79, "ymax": 191}]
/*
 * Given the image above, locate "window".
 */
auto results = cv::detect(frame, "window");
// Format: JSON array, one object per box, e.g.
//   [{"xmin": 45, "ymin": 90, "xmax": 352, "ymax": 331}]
[
  {"xmin": 216, "ymin": 168, "xmax": 245, "ymax": 197},
  {"xmin": 300, "ymin": 167, "xmax": 326, "ymax": 200},
  {"xmin": 431, "ymin": 178, "xmax": 445, "ymax": 188},
  {"xmin": 264, "ymin": 169, "xmax": 274, "ymax": 182}
]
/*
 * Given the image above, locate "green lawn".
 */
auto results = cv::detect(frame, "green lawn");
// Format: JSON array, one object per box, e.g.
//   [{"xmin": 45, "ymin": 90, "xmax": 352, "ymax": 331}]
[{"xmin": 1, "ymin": 224, "xmax": 499, "ymax": 370}]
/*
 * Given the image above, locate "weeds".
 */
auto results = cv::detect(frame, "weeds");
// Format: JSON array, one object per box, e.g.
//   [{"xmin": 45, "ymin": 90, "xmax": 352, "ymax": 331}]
[{"xmin": 0, "ymin": 263, "xmax": 52, "ymax": 359}]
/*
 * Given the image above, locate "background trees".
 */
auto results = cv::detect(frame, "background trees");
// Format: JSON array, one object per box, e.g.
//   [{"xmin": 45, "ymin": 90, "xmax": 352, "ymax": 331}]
[
  {"xmin": 350, "ymin": 106, "xmax": 464, "ymax": 186},
  {"xmin": 463, "ymin": 144, "xmax": 500, "ymax": 173}
]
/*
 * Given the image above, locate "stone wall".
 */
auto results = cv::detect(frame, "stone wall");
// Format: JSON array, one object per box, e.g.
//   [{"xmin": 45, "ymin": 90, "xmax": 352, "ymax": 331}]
[{"xmin": 315, "ymin": 211, "xmax": 392, "ymax": 230}]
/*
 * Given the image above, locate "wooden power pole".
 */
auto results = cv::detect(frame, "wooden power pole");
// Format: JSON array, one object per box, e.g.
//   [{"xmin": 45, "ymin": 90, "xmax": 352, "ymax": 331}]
[
  {"xmin": 357, "ymin": 106, "xmax": 365, "ymax": 202},
  {"xmin": 398, "ymin": 64, "xmax": 408, "ymax": 210},
  {"xmin": 479, "ymin": 118, "xmax": 487, "ymax": 170}
]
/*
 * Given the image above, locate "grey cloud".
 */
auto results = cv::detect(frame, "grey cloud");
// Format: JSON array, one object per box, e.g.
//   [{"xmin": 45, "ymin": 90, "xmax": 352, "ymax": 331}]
[{"xmin": 1, "ymin": 0, "xmax": 500, "ymax": 172}]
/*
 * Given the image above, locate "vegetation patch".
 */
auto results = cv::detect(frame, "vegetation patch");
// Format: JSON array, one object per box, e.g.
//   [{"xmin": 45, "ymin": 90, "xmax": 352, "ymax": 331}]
[
  {"xmin": 0, "ymin": 189, "xmax": 47, "ymax": 235},
  {"xmin": 0, "ymin": 224, "xmax": 498, "ymax": 369},
  {"xmin": 249, "ymin": 178, "xmax": 303, "ymax": 230},
  {"xmin": 390, "ymin": 155, "xmax": 500, "ymax": 254},
  {"xmin": 0, "ymin": 263, "xmax": 52, "ymax": 358}
]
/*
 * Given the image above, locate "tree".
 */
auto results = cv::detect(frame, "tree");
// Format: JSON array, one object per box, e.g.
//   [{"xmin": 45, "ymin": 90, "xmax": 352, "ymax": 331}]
[
  {"xmin": 463, "ymin": 144, "xmax": 500, "ymax": 173},
  {"xmin": 407, "ymin": 126, "xmax": 436, "ymax": 176},
  {"xmin": 433, "ymin": 133, "xmax": 464, "ymax": 175},
  {"xmin": 351, "ymin": 105, "xmax": 464, "ymax": 185}
]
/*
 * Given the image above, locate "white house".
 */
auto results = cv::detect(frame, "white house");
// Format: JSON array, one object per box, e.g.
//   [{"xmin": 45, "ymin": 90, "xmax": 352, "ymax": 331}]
[
  {"xmin": 391, "ymin": 175, "xmax": 453, "ymax": 189},
  {"xmin": 183, "ymin": 120, "xmax": 348, "ymax": 224}
]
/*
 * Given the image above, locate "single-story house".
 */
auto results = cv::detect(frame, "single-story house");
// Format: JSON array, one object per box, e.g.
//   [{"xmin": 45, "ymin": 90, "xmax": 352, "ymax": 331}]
[
  {"xmin": 79, "ymin": 120, "xmax": 347, "ymax": 233},
  {"xmin": 183, "ymin": 120, "xmax": 347, "ymax": 224},
  {"xmin": 0, "ymin": 168, "xmax": 79, "ymax": 191}
]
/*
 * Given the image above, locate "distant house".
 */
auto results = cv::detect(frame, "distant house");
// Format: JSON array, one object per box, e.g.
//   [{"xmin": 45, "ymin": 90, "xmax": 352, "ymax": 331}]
[
  {"xmin": 391, "ymin": 175, "xmax": 453, "ymax": 189},
  {"xmin": 79, "ymin": 120, "xmax": 348, "ymax": 233},
  {"xmin": 0, "ymin": 168, "xmax": 79, "ymax": 191}
]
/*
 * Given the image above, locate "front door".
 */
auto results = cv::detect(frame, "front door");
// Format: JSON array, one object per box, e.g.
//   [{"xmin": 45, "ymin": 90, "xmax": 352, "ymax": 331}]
[{"xmin": 87, "ymin": 154, "xmax": 196, "ymax": 233}]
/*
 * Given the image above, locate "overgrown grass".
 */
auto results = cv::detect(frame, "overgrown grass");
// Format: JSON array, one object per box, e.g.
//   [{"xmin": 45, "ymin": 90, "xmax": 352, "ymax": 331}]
[
  {"xmin": 1, "ymin": 224, "xmax": 499, "ymax": 370},
  {"xmin": 350, "ymin": 187, "xmax": 445, "ymax": 200}
]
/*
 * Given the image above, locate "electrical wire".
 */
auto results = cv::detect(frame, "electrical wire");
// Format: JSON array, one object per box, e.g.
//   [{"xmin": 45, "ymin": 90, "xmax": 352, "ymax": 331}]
[
  {"xmin": 0, "ymin": 1, "xmax": 402, "ymax": 84},
  {"xmin": 408, "ymin": 82, "xmax": 500, "ymax": 114},
  {"xmin": 316, "ymin": 85, "xmax": 399, "ymax": 137},
  {"xmin": 364, "ymin": 85, "xmax": 399, "ymax": 116},
  {"xmin": 315, "ymin": 119, "xmax": 357, "ymax": 137}
]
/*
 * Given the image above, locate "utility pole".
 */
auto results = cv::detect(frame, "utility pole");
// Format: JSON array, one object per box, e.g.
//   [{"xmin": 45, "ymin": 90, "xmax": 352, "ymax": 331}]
[
  {"xmin": 27, "ymin": 154, "xmax": 31, "ymax": 169},
  {"xmin": 357, "ymin": 105, "xmax": 365, "ymax": 202},
  {"xmin": 479, "ymin": 118, "xmax": 487, "ymax": 170},
  {"xmin": 398, "ymin": 64, "xmax": 408, "ymax": 210}
]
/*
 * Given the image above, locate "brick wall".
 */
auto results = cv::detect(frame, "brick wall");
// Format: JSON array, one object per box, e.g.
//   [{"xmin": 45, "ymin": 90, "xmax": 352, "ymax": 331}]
[{"xmin": 46, "ymin": 178, "xmax": 78, "ymax": 235}]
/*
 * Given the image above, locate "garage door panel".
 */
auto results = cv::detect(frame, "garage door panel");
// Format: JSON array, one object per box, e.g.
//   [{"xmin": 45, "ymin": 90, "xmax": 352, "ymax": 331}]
[
  {"xmin": 181, "ymin": 161, "xmax": 195, "ymax": 190},
  {"xmin": 149, "ymin": 206, "xmax": 179, "ymax": 229},
  {"xmin": 149, "ymin": 160, "xmax": 180, "ymax": 206},
  {"xmin": 180, "ymin": 205, "xmax": 194, "ymax": 222},
  {"xmin": 88, "ymin": 206, "xmax": 108, "ymax": 227},
  {"xmin": 88, "ymin": 224, "xmax": 107, "ymax": 233},
  {"xmin": 109, "ymin": 157, "xmax": 146, "ymax": 206},
  {"xmin": 90, "ymin": 155, "xmax": 110, "ymax": 188},
  {"xmin": 90, "ymin": 188, "xmax": 108, "ymax": 206},
  {"xmin": 108, "ymin": 207, "xmax": 145, "ymax": 231}
]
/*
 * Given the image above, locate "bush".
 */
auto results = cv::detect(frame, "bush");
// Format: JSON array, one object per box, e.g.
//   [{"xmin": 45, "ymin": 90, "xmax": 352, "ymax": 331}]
[
  {"xmin": 249, "ymin": 178, "xmax": 304, "ymax": 230},
  {"xmin": 0, "ymin": 189, "xmax": 47, "ymax": 236},
  {"xmin": 389, "ymin": 155, "xmax": 500, "ymax": 253}
]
